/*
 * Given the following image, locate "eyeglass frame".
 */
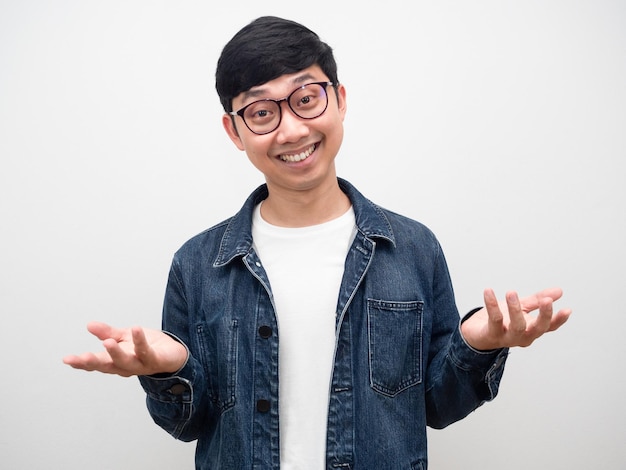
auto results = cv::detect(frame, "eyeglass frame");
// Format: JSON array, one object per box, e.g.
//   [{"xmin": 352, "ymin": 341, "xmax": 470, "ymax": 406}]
[{"xmin": 229, "ymin": 81, "xmax": 335, "ymax": 135}]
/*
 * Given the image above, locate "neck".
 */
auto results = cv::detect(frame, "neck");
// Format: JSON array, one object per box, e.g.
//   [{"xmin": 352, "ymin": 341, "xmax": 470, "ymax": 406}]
[{"xmin": 261, "ymin": 177, "xmax": 351, "ymax": 227}]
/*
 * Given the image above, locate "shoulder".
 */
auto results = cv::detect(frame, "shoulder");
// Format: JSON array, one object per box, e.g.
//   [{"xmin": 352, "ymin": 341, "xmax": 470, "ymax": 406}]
[
  {"xmin": 172, "ymin": 217, "xmax": 233, "ymax": 262},
  {"xmin": 380, "ymin": 206, "xmax": 436, "ymax": 237},
  {"xmin": 378, "ymin": 206, "xmax": 442, "ymax": 253},
  {"xmin": 340, "ymin": 178, "xmax": 439, "ymax": 247}
]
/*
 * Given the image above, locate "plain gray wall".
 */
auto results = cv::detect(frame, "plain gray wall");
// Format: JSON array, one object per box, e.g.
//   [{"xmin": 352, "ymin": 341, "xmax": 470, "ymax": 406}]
[{"xmin": 1, "ymin": 0, "xmax": 624, "ymax": 468}]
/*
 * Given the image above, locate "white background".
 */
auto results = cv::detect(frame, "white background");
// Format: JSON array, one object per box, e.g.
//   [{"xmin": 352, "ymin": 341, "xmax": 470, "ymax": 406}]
[{"xmin": 1, "ymin": 1, "xmax": 624, "ymax": 468}]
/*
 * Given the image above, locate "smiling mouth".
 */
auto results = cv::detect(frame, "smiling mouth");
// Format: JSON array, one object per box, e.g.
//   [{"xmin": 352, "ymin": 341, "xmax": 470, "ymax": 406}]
[{"xmin": 278, "ymin": 144, "xmax": 316, "ymax": 162}]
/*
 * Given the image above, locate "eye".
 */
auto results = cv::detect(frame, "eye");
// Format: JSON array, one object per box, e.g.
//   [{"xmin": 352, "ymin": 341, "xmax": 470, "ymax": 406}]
[
  {"xmin": 292, "ymin": 89, "xmax": 319, "ymax": 110},
  {"xmin": 244, "ymin": 101, "xmax": 278, "ymax": 123}
]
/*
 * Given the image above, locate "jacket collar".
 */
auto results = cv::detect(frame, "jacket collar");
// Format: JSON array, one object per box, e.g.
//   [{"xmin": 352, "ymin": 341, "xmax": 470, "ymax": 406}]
[{"xmin": 214, "ymin": 178, "xmax": 395, "ymax": 267}]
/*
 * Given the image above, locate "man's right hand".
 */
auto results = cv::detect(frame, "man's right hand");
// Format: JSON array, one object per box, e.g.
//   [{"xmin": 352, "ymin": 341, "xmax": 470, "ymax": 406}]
[{"xmin": 63, "ymin": 322, "xmax": 188, "ymax": 377}]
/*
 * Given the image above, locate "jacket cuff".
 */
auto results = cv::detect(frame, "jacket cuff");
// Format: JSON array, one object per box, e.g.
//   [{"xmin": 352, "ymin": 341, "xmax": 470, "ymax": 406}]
[
  {"xmin": 137, "ymin": 332, "xmax": 194, "ymax": 402},
  {"xmin": 450, "ymin": 318, "xmax": 509, "ymax": 401},
  {"xmin": 451, "ymin": 322, "xmax": 508, "ymax": 368}
]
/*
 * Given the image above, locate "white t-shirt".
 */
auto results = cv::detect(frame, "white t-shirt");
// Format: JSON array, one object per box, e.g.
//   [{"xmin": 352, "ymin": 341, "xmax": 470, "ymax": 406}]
[{"xmin": 252, "ymin": 203, "xmax": 357, "ymax": 469}]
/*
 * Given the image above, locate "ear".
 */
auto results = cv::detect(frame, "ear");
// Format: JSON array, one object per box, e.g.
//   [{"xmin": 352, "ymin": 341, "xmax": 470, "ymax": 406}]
[
  {"xmin": 222, "ymin": 113, "xmax": 245, "ymax": 151},
  {"xmin": 335, "ymin": 83, "xmax": 347, "ymax": 121}
]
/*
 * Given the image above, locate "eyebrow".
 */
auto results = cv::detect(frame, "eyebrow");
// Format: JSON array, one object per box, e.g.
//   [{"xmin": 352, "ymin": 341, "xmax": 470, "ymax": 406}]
[{"xmin": 240, "ymin": 73, "xmax": 318, "ymax": 102}]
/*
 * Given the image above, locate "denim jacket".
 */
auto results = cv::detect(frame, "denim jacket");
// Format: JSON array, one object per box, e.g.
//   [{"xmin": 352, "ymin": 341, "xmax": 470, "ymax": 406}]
[{"xmin": 139, "ymin": 178, "xmax": 508, "ymax": 469}]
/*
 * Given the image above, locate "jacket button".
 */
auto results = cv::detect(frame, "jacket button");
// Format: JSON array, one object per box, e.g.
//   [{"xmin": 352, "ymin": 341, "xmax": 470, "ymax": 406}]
[
  {"xmin": 168, "ymin": 384, "xmax": 188, "ymax": 395},
  {"xmin": 256, "ymin": 399, "xmax": 271, "ymax": 413},
  {"xmin": 258, "ymin": 325, "xmax": 273, "ymax": 338}
]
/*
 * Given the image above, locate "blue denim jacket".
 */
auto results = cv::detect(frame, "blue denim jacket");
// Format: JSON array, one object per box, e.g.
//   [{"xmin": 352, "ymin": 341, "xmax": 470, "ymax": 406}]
[{"xmin": 139, "ymin": 178, "xmax": 508, "ymax": 469}]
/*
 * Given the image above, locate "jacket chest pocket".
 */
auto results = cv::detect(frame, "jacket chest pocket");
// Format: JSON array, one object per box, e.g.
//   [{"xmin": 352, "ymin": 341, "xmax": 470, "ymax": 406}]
[{"xmin": 367, "ymin": 300, "xmax": 423, "ymax": 397}]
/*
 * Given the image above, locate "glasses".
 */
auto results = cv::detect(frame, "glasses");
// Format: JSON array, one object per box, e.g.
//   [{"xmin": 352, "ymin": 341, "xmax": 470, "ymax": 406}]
[{"xmin": 230, "ymin": 81, "xmax": 334, "ymax": 135}]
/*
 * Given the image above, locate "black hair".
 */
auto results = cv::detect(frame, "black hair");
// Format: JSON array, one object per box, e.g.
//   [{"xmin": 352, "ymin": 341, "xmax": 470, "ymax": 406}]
[{"xmin": 215, "ymin": 16, "xmax": 339, "ymax": 112}]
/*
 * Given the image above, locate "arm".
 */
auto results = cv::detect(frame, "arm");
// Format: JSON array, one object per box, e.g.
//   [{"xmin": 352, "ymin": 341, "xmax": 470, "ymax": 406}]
[
  {"xmin": 63, "ymin": 320, "xmax": 205, "ymax": 441},
  {"xmin": 63, "ymin": 258, "xmax": 210, "ymax": 442},
  {"xmin": 424, "ymin": 246, "xmax": 510, "ymax": 428},
  {"xmin": 425, "ymin": 286, "xmax": 571, "ymax": 428}
]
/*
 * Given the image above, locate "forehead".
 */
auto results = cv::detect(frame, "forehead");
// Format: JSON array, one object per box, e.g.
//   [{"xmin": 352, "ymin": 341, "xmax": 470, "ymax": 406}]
[{"xmin": 233, "ymin": 65, "xmax": 327, "ymax": 107}]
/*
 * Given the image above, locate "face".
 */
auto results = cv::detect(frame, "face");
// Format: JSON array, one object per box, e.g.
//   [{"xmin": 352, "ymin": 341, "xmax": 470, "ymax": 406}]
[{"xmin": 222, "ymin": 65, "xmax": 347, "ymax": 196}]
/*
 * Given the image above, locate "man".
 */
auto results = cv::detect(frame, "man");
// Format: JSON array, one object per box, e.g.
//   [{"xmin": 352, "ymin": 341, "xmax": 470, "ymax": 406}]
[{"xmin": 64, "ymin": 16, "xmax": 571, "ymax": 469}]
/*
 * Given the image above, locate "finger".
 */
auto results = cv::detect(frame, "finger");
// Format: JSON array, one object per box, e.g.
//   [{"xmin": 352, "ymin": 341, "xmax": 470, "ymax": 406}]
[
  {"xmin": 519, "ymin": 287, "xmax": 564, "ymax": 313},
  {"xmin": 63, "ymin": 351, "xmax": 114, "ymax": 373},
  {"xmin": 539, "ymin": 287, "xmax": 564, "ymax": 302},
  {"xmin": 64, "ymin": 349, "xmax": 137, "ymax": 376},
  {"xmin": 63, "ymin": 353, "xmax": 91, "ymax": 369},
  {"xmin": 548, "ymin": 308, "xmax": 572, "ymax": 332},
  {"xmin": 483, "ymin": 288, "xmax": 503, "ymax": 324},
  {"xmin": 527, "ymin": 296, "xmax": 554, "ymax": 338},
  {"xmin": 506, "ymin": 291, "xmax": 527, "ymax": 334},
  {"xmin": 86, "ymin": 321, "xmax": 126, "ymax": 342},
  {"xmin": 102, "ymin": 337, "xmax": 136, "ymax": 373},
  {"xmin": 131, "ymin": 326, "xmax": 155, "ymax": 364}
]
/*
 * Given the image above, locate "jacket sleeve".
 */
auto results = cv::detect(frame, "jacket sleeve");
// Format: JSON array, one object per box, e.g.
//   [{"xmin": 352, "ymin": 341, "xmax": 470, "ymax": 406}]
[
  {"xmin": 424, "ymin": 243, "xmax": 509, "ymax": 429},
  {"xmin": 137, "ymin": 258, "xmax": 211, "ymax": 442}
]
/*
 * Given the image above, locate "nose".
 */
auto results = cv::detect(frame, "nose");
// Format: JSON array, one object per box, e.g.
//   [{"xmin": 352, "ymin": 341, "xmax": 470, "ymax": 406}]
[{"xmin": 275, "ymin": 102, "xmax": 310, "ymax": 144}]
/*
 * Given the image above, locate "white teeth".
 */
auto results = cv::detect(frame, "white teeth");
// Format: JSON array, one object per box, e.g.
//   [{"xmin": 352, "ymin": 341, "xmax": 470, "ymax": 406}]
[{"xmin": 279, "ymin": 144, "xmax": 315, "ymax": 162}]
